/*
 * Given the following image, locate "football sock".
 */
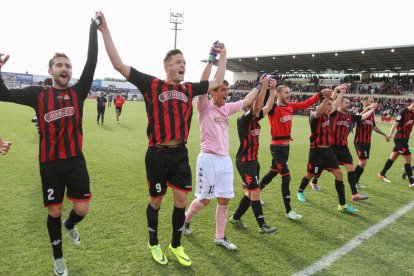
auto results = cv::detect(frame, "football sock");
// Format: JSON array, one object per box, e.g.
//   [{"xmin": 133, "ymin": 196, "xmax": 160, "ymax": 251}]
[
  {"xmin": 355, "ymin": 165, "xmax": 364, "ymax": 183},
  {"xmin": 64, "ymin": 209, "xmax": 84, "ymax": 230},
  {"xmin": 335, "ymin": 180, "xmax": 346, "ymax": 205},
  {"xmin": 171, "ymin": 207, "xmax": 185, "ymax": 248},
  {"xmin": 380, "ymin": 159, "xmax": 394, "ymax": 176},
  {"xmin": 47, "ymin": 215, "xmax": 63, "ymax": 259},
  {"xmin": 404, "ymin": 163, "xmax": 414, "ymax": 184},
  {"xmin": 215, "ymin": 204, "xmax": 228, "ymax": 239},
  {"xmin": 347, "ymin": 171, "xmax": 358, "ymax": 195},
  {"xmin": 251, "ymin": 200, "xmax": 265, "ymax": 227},
  {"xmin": 146, "ymin": 204, "xmax": 159, "ymax": 246},
  {"xmin": 260, "ymin": 170, "xmax": 278, "ymax": 190},
  {"xmin": 185, "ymin": 199, "xmax": 205, "ymax": 224},
  {"xmin": 281, "ymin": 174, "xmax": 292, "ymax": 213},
  {"xmin": 298, "ymin": 176, "xmax": 310, "ymax": 193},
  {"xmin": 232, "ymin": 195, "xmax": 251, "ymax": 220}
]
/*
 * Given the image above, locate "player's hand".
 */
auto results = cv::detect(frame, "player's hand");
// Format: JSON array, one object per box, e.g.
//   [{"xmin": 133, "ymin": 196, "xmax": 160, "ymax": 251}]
[
  {"xmin": 0, "ymin": 53, "xmax": 10, "ymax": 68},
  {"xmin": 269, "ymin": 78, "xmax": 277, "ymax": 89},
  {"xmin": 213, "ymin": 41, "xmax": 226, "ymax": 56},
  {"xmin": 94, "ymin": 11, "xmax": 107, "ymax": 32},
  {"xmin": 321, "ymin": 89, "xmax": 333, "ymax": 98},
  {"xmin": 334, "ymin": 83, "xmax": 347, "ymax": 93},
  {"xmin": 0, "ymin": 137, "xmax": 12, "ymax": 155},
  {"xmin": 385, "ymin": 134, "xmax": 391, "ymax": 142}
]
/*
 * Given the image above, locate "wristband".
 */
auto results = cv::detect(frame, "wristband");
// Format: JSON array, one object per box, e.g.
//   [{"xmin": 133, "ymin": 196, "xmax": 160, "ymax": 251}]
[{"xmin": 255, "ymin": 81, "xmax": 262, "ymax": 91}]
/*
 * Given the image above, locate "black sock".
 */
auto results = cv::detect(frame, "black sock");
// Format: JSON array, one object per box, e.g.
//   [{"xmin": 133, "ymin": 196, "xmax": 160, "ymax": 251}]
[
  {"xmin": 404, "ymin": 164, "xmax": 414, "ymax": 184},
  {"xmin": 47, "ymin": 215, "xmax": 63, "ymax": 260},
  {"xmin": 298, "ymin": 176, "xmax": 310, "ymax": 193},
  {"xmin": 233, "ymin": 195, "xmax": 251, "ymax": 220},
  {"xmin": 146, "ymin": 204, "xmax": 159, "ymax": 246},
  {"xmin": 251, "ymin": 200, "xmax": 265, "ymax": 228},
  {"xmin": 355, "ymin": 165, "xmax": 364, "ymax": 183},
  {"xmin": 281, "ymin": 175, "xmax": 291, "ymax": 213},
  {"xmin": 380, "ymin": 159, "xmax": 394, "ymax": 176},
  {"xmin": 335, "ymin": 180, "xmax": 346, "ymax": 205},
  {"xmin": 171, "ymin": 207, "xmax": 185, "ymax": 248},
  {"xmin": 312, "ymin": 177, "xmax": 319, "ymax": 184},
  {"xmin": 347, "ymin": 171, "xmax": 358, "ymax": 195},
  {"xmin": 260, "ymin": 171, "xmax": 278, "ymax": 190},
  {"xmin": 64, "ymin": 209, "xmax": 85, "ymax": 230}
]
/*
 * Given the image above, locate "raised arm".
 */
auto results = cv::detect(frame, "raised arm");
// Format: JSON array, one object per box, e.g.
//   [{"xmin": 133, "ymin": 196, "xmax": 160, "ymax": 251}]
[
  {"xmin": 76, "ymin": 19, "xmax": 99, "ymax": 98},
  {"xmin": 96, "ymin": 11, "xmax": 131, "ymax": 79},
  {"xmin": 357, "ymin": 105, "xmax": 371, "ymax": 115},
  {"xmin": 241, "ymin": 75, "xmax": 266, "ymax": 110},
  {"xmin": 314, "ymin": 90, "xmax": 333, "ymax": 119},
  {"xmin": 253, "ymin": 76, "xmax": 276, "ymax": 117},
  {"xmin": 331, "ymin": 84, "xmax": 347, "ymax": 113},
  {"xmin": 261, "ymin": 79, "xmax": 277, "ymax": 116},
  {"xmin": 206, "ymin": 44, "xmax": 227, "ymax": 92},
  {"xmin": 360, "ymin": 103, "xmax": 377, "ymax": 120},
  {"xmin": 0, "ymin": 54, "xmax": 38, "ymax": 107}
]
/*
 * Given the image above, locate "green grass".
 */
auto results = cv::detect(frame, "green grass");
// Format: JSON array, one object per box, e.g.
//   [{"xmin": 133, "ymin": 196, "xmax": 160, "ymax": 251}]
[{"xmin": 0, "ymin": 99, "xmax": 413, "ymax": 275}]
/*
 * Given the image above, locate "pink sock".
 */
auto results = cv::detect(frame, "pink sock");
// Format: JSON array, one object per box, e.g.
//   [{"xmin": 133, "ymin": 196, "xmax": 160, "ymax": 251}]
[
  {"xmin": 215, "ymin": 204, "xmax": 228, "ymax": 239},
  {"xmin": 185, "ymin": 199, "xmax": 205, "ymax": 224}
]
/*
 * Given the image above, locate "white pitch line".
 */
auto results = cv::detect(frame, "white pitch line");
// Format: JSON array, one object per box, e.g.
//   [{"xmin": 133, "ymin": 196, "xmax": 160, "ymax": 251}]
[{"xmin": 292, "ymin": 200, "xmax": 414, "ymax": 276}]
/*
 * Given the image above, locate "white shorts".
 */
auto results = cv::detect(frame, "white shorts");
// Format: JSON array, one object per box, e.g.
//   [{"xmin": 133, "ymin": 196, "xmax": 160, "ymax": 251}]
[{"xmin": 195, "ymin": 152, "xmax": 234, "ymax": 200}]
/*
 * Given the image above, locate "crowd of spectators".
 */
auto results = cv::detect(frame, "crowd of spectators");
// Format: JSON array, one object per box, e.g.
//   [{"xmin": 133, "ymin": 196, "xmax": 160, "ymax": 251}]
[
  {"xmin": 227, "ymin": 91, "xmax": 412, "ymax": 118},
  {"xmin": 230, "ymin": 75, "xmax": 414, "ymax": 96}
]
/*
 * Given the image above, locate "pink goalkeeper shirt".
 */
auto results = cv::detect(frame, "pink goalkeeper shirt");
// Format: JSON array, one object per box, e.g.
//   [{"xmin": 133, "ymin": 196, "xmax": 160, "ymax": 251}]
[{"xmin": 197, "ymin": 95, "xmax": 244, "ymax": 156}]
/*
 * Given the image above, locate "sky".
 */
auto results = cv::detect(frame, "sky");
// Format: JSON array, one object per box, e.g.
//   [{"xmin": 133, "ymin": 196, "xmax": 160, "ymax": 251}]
[{"xmin": 1, "ymin": 0, "xmax": 413, "ymax": 84}]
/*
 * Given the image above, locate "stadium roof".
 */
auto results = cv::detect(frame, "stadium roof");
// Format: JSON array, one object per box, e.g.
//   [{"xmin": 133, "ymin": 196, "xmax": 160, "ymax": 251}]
[{"xmin": 225, "ymin": 45, "xmax": 414, "ymax": 74}]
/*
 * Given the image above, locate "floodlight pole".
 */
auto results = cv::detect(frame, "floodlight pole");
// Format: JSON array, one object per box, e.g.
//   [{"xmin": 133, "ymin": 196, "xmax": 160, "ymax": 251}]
[{"xmin": 170, "ymin": 9, "xmax": 184, "ymax": 49}]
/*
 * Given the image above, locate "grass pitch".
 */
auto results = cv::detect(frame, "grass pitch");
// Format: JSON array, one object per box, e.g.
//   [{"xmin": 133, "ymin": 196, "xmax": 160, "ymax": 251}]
[{"xmin": 0, "ymin": 99, "xmax": 413, "ymax": 275}]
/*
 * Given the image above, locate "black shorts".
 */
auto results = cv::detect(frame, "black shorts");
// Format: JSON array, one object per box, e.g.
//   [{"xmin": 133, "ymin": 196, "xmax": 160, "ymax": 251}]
[
  {"xmin": 236, "ymin": 160, "xmax": 260, "ymax": 191},
  {"xmin": 145, "ymin": 144, "xmax": 192, "ymax": 197},
  {"xmin": 354, "ymin": 142, "xmax": 371, "ymax": 160},
  {"xmin": 116, "ymin": 106, "xmax": 122, "ymax": 114},
  {"xmin": 392, "ymin": 138, "xmax": 411, "ymax": 155},
  {"xmin": 333, "ymin": 145, "xmax": 353, "ymax": 165},
  {"xmin": 97, "ymin": 106, "xmax": 105, "ymax": 113},
  {"xmin": 40, "ymin": 154, "xmax": 91, "ymax": 207},
  {"xmin": 307, "ymin": 147, "xmax": 340, "ymax": 177},
  {"xmin": 269, "ymin": 145, "xmax": 290, "ymax": 175}
]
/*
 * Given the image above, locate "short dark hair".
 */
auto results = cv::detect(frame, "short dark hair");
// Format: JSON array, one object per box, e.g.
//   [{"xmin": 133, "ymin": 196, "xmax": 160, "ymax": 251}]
[
  {"xmin": 163, "ymin": 49, "xmax": 183, "ymax": 64},
  {"xmin": 48, "ymin": 52, "xmax": 70, "ymax": 69}
]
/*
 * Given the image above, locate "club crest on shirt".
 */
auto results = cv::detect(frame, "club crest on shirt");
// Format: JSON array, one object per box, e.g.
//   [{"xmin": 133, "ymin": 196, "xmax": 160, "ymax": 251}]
[
  {"xmin": 322, "ymin": 120, "xmax": 330, "ymax": 127},
  {"xmin": 159, "ymin": 90, "xmax": 188, "ymax": 103},
  {"xmin": 251, "ymin": 129, "xmax": 260, "ymax": 136},
  {"xmin": 336, "ymin": 120, "xmax": 350, "ymax": 127},
  {"xmin": 214, "ymin": 117, "xmax": 229, "ymax": 125},
  {"xmin": 44, "ymin": 107, "xmax": 75, "ymax": 123},
  {"xmin": 280, "ymin": 115, "xmax": 293, "ymax": 123}
]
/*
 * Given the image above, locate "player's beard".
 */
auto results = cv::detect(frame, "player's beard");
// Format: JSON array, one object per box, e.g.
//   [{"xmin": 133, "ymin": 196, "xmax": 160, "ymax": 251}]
[{"xmin": 53, "ymin": 76, "xmax": 69, "ymax": 89}]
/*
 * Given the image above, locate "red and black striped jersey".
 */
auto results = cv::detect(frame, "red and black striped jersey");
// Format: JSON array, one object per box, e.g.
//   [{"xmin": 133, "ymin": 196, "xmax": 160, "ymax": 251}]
[
  {"xmin": 267, "ymin": 92, "xmax": 321, "ymax": 145},
  {"xmin": 395, "ymin": 108, "xmax": 414, "ymax": 139},
  {"xmin": 128, "ymin": 67, "xmax": 209, "ymax": 146},
  {"xmin": 0, "ymin": 22, "xmax": 98, "ymax": 163},
  {"xmin": 309, "ymin": 112, "xmax": 332, "ymax": 148},
  {"xmin": 236, "ymin": 109, "xmax": 264, "ymax": 162},
  {"xmin": 331, "ymin": 111, "xmax": 361, "ymax": 146},
  {"xmin": 354, "ymin": 110, "xmax": 376, "ymax": 143}
]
